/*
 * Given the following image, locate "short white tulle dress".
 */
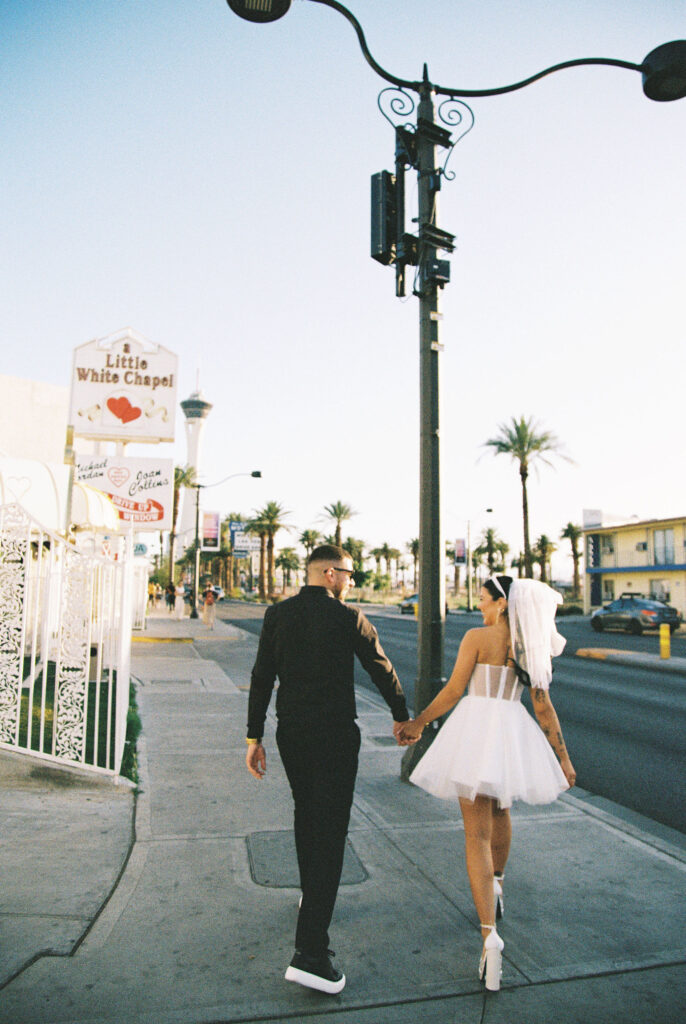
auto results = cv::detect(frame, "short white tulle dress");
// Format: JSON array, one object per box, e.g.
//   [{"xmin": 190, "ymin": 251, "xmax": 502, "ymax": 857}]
[{"xmin": 409, "ymin": 662, "xmax": 568, "ymax": 809}]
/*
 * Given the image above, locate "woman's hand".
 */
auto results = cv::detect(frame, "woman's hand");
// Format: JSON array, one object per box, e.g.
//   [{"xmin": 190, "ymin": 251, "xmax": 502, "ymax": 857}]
[
  {"xmin": 396, "ymin": 719, "xmax": 425, "ymax": 745},
  {"xmin": 560, "ymin": 755, "xmax": 576, "ymax": 788}
]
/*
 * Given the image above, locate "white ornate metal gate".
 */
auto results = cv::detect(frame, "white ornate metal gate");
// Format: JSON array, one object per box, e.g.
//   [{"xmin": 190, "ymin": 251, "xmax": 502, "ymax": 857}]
[{"xmin": 0, "ymin": 503, "xmax": 134, "ymax": 777}]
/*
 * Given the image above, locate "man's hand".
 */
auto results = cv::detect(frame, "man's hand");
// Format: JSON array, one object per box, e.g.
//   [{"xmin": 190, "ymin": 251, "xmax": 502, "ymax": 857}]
[
  {"xmin": 246, "ymin": 742, "xmax": 266, "ymax": 779},
  {"xmin": 393, "ymin": 720, "xmax": 418, "ymax": 747}
]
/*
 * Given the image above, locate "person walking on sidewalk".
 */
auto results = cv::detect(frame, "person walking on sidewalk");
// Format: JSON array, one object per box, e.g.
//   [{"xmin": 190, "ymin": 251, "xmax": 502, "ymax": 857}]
[
  {"xmin": 399, "ymin": 577, "xmax": 576, "ymax": 992},
  {"xmin": 246, "ymin": 544, "xmax": 410, "ymax": 995},
  {"xmin": 202, "ymin": 585, "xmax": 216, "ymax": 629}
]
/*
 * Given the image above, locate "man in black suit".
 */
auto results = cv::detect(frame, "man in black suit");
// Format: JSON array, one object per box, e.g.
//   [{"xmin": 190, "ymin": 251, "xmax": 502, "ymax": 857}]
[{"xmin": 246, "ymin": 544, "xmax": 409, "ymax": 994}]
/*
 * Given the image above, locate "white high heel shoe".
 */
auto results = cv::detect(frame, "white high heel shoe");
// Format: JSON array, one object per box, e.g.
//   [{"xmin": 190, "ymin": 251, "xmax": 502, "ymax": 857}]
[
  {"xmin": 478, "ymin": 924, "xmax": 504, "ymax": 991},
  {"xmin": 494, "ymin": 873, "xmax": 504, "ymax": 920}
]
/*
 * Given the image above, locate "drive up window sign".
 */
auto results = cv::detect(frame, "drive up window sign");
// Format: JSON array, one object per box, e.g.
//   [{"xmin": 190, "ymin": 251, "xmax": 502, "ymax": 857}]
[
  {"xmin": 69, "ymin": 328, "xmax": 177, "ymax": 443},
  {"xmin": 75, "ymin": 455, "xmax": 174, "ymax": 531}
]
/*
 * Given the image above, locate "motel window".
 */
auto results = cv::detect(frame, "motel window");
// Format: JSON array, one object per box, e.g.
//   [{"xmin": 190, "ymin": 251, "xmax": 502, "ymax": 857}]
[{"xmin": 653, "ymin": 529, "xmax": 674, "ymax": 565}]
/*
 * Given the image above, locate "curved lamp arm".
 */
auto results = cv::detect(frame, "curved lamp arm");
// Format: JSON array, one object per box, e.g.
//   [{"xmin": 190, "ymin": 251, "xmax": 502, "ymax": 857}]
[{"xmin": 227, "ymin": 0, "xmax": 686, "ymax": 101}]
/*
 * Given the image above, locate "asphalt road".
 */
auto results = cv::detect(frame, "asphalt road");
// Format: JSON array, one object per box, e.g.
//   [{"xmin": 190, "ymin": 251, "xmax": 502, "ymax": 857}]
[{"xmin": 216, "ymin": 601, "xmax": 686, "ymax": 833}]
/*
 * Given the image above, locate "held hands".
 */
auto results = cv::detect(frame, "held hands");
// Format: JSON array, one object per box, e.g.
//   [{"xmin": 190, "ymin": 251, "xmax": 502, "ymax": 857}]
[
  {"xmin": 246, "ymin": 743, "xmax": 266, "ymax": 780},
  {"xmin": 394, "ymin": 719, "xmax": 425, "ymax": 746}
]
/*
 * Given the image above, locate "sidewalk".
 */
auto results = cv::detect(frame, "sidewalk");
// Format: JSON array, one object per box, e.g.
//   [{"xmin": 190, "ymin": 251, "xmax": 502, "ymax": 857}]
[{"xmin": 1, "ymin": 608, "xmax": 685, "ymax": 1023}]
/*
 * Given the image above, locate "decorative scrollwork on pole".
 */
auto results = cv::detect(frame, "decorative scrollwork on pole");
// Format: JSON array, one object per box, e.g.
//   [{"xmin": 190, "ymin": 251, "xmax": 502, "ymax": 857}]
[
  {"xmin": 377, "ymin": 86, "xmax": 418, "ymax": 131},
  {"xmin": 436, "ymin": 98, "xmax": 475, "ymax": 181}
]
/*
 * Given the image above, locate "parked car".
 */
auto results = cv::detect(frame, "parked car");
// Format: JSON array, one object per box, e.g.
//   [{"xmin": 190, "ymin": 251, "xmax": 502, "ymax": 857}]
[
  {"xmin": 211, "ymin": 586, "xmax": 225, "ymax": 602},
  {"xmin": 591, "ymin": 593, "xmax": 681, "ymax": 635},
  {"xmin": 400, "ymin": 594, "xmax": 419, "ymax": 615},
  {"xmin": 399, "ymin": 593, "xmax": 449, "ymax": 616}
]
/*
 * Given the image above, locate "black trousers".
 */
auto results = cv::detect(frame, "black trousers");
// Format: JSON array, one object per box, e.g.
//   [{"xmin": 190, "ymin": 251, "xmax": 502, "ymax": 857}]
[{"xmin": 276, "ymin": 720, "xmax": 361, "ymax": 957}]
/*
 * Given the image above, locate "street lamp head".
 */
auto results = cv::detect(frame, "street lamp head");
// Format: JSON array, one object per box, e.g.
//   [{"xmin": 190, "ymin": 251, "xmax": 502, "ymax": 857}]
[
  {"xmin": 642, "ymin": 41, "xmax": 686, "ymax": 101},
  {"xmin": 226, "ymin": 0, "xmax": 291, "ymax": 23},
  {"xmin": 251, "ymin": 470, "xmax": 262, "ymax": 477}
]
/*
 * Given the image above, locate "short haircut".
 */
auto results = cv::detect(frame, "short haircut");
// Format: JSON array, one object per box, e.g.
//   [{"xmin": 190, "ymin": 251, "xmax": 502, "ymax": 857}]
[{"xmin": 307, "ymin": 544, "xmax": 351, "ymax": 566}]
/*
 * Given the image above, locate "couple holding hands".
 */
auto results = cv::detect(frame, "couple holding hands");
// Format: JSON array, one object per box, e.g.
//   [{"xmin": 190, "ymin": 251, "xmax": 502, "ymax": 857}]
[{"xmin": 246, "ymin": 545, "xmax": 575, "ymax": 995}]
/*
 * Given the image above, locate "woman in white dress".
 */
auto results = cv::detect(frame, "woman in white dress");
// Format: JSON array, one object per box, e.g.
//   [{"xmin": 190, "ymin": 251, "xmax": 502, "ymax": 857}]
[
  {"xmin": 174, "ymin": 582, "xmax": 186, "ymax": 620},
  {"xmin": 399, "ymin": 576, "xmax": 576, "ymax": 991}
]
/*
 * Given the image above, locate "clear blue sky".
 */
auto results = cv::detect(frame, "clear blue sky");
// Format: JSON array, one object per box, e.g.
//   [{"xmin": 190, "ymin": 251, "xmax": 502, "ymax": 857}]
[{"xmin": 2, "ymin": 0, "xmax": 685, "ymax": 578}]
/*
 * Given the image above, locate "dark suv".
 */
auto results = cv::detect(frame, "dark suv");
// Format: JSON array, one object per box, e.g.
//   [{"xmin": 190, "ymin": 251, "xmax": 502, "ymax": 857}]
[{"xmin": 591, "ymin": 593, "xmax": 681, "ymax": 634}]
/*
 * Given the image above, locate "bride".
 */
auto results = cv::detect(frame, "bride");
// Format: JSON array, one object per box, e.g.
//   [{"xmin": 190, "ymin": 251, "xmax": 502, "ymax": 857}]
[{"xmin": 399, "ymin": 576, "xmax": 576, "ymax": 991}]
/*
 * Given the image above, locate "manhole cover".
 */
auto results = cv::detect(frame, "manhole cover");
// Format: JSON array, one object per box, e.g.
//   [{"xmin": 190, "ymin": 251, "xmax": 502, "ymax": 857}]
[{"xmin": 247, "ymin": 830, "xmax": 367, "ymax": 887}]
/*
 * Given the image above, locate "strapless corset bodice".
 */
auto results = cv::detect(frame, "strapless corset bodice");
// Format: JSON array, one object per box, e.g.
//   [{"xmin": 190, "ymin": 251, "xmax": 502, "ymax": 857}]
[{"xmin": 468, "ymin": 662, "xmax": 523, "ymax": 702}]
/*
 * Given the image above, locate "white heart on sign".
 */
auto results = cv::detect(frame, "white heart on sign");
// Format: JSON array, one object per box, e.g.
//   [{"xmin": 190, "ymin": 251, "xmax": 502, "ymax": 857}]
[{"xmin": 107, "ymin": 467, "xmax": 130, "ymax": 488}]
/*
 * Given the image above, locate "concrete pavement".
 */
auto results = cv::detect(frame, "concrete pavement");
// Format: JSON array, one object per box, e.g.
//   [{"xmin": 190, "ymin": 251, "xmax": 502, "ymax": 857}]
[{"xmin": 1, "ymin": 607, "xmax": 685, "ymax": 1023}]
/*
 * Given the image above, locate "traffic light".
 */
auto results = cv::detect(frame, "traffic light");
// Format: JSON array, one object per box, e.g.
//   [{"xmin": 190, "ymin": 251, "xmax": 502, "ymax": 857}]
[{"xmin": 370, "ymin": 170, "xmax": 397, "ymax": 265}]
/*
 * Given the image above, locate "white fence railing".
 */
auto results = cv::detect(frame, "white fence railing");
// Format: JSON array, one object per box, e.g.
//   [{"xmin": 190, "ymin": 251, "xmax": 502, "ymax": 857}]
[{"xmin": 0, "ymin": 503, "xmax": 134, "ymax": 777}]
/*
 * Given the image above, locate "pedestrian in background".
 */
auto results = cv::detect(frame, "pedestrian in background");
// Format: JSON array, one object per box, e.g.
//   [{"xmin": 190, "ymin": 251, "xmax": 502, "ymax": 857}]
[
  {"xmin": 202, "ymin": 586, "xmax": 216, "ymax": 629},
  {"xmin": 165, "ymin": 583, "xmax": 175, "ymax": 613},
  {"xmin": 246, "ymin": 544, "xmax": 410, "ymax": 995},
  {"xmin": 174, "ymin": 582, "xmax": 186, "ymax": 620}
]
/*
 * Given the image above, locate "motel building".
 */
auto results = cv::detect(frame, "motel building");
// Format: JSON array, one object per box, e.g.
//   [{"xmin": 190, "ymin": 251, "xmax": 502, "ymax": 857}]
[{"xmin": 583, "ymin": 514, "xmax": 686, "ymax": 618}]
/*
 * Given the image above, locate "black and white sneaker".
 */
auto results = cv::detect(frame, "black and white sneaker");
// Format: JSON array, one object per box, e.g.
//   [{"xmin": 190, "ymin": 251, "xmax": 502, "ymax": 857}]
[{"xmin": 285, "ymin": 949, "xmax": 346, "ymax": 994}]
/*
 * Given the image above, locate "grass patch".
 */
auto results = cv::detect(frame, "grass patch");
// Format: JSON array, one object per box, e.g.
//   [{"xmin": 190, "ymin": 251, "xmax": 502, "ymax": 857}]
[{"xmin": 18, "ymin": 660, "xmax": 140, "ymax": 782}]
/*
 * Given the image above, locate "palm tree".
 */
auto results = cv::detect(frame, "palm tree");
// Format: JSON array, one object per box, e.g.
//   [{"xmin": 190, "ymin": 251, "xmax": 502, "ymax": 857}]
[
  {"xmin": 323, "ymin": 501, "xmax": 355, "ymax": 546},
  {"xmin": 388, "ymin": 547, "xmax": 402, "ymax": 588},
  {"xmin": 474, "ymin": 527, "xmax": 508, "ymax": 576},
  {"xmin": 168, "ymin": 464, "xmax": 196, "ymax": 584},
  {"xmin": 483, "ymin": 416, "xmax": 571, "ymax": 578},
  {"xmin": 407, "ymin": 538, "xmax": 419, "ymax": 589},
  {"xmin": 256, "ymin": 501, "xmax": 291, "ymax": 599},
  {"xmin": 533, "ymin": 534, "xmax": 556, "ymax": 584},
  {"xmin": 370, "ymin": 546, "xmax": 384, "ymax": 574},
  {"xmin": 342, "ymin": 536, "xmax": 369, "ymax": 587},
  {"xmin": 276, "ymin": 547, "xmax": 300, "ymax": 592},
  {"xmin": 561, "ymin": 522, "xmax": 583, "ymax": 599},
  {"xmin": 299, "ymin": 528, "xmax": 321, "ymax": 564}
]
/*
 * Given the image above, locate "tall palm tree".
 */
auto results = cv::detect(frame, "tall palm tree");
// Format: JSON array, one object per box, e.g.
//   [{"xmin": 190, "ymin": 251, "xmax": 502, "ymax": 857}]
[
  {"xmin": 256, "ymin": 501, "xmax": 291, "ymax": 599},
  {"xmin": 323, "ymin": 501, "xmax": 355, "ymax": 547},
  {"xmin": 483, "ymin": 416, "xmax": 570, "ymax": 578},
  {"xmin": 276, "ymin": 547, "xmax": 300, "ymax": 592},
  {"xmin": 370, "ymin": 546, "xmax": 384, "ymax": 574},
  {"xmin": 299, "ymin": 528, "xmax": 321, "ymax": 564},
  {"xmin": 408, "ymin": 538, "xmax": 419, "ymax": 589},
  {"xmin": 388, "ymin": 547, "xmax": 402, "ymax": 588},
  {"xmin": 168, "ymin": 464, "xmax": 196, "ymax": 584},
  {"xmin": 534, "ymin": 534, "xmax": 556, "ymax": 584},
  {"xmin": 561, "ymin": 522, "xmax": 583, "ymax": 599},
  {"xmin": 473, "ymin": 527, "xmax": 508, "ymax": 576}
]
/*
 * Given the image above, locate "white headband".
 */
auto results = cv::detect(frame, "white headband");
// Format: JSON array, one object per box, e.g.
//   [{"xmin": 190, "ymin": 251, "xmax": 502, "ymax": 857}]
[{"xmin": 487, "ymin": 576, "xmax": 507, "ymax": 600}]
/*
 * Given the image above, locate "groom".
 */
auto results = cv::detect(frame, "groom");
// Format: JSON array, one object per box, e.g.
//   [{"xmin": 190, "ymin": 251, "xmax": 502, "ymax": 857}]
[{"xmin": 246, "ymin": 544, "xmax": 410, "ymax": 994}]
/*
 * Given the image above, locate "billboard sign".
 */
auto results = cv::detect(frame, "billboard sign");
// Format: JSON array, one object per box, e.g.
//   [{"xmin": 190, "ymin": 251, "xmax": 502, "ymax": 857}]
[
  {"xmin": 201, "ymin": 511, "xmax": 221, "ymax": 551},
  {"xmin": 75, "ymin": 455, "xmax": 174, "ymax": 530},
  {"xmin": 70, "ymin": 328, "xmax": 177, "ymax": 443},
  {"xmin": 454, "ymin": 538, "xmax": 467, "ymax": 564}
]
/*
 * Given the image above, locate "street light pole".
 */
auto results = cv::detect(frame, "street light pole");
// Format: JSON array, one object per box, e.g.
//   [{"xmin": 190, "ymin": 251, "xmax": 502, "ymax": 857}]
[
  {"xmin": 225, "ymin": 0, "xmax": 686, "ymax": 766},
  {"xmin": 416, "ymin": 72, "xmax": 446, "ymax": 760},
  {"xmin": 188, "ymin": 470, "xmax": 262, "ymax": 620}
]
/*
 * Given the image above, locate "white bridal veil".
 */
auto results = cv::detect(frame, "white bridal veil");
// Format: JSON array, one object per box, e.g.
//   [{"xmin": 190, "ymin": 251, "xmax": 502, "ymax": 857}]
[{"xmin": 507, "ymin": 579, "xmax": 566, "ymax": 690}]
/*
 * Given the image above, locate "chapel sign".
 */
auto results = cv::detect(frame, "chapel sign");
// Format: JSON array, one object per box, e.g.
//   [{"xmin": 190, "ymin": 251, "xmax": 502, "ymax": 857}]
[{"xmin": 69, "ymin": 328, "xmax": 178, "ymax": 443}]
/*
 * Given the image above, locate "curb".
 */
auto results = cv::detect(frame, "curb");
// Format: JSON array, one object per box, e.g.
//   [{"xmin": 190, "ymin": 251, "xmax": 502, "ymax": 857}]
[{"xmin": 576, "ymin": 647, "xmax": 686, "ymax": 676}]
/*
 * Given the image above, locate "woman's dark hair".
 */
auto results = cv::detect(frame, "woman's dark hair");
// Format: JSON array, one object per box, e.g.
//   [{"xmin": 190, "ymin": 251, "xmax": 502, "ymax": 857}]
[
  {"xmin": 483, "ymin": 575, "xmax": 532, "ymax": 687},
  {"xmin": 483, "ymin": 575, "xmax": 513, "ymax": 601}
]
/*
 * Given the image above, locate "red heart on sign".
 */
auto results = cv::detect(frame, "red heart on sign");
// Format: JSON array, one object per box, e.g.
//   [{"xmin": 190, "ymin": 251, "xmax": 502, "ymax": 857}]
[
  {"xmin": 107, "ymin": 396, "xmax": 142, "ymax": 424},
  {"xmin": 107, "ymin": 467, "xmax": 130, "ymax": 488}
]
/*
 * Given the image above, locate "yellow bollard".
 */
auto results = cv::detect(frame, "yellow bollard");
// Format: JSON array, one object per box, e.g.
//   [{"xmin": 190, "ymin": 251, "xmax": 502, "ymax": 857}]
[
  {"xmin": 659, "ymin": 622, "xmax": 670, "ymax": 659},
  {"xmin": 413, "ymin": 602, "xmax": 418, "ymax": 619}
]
